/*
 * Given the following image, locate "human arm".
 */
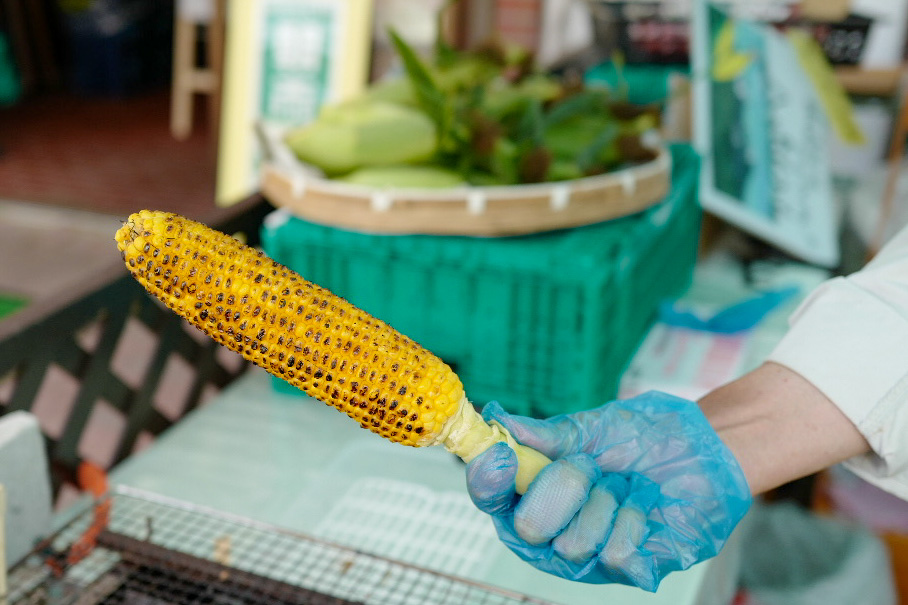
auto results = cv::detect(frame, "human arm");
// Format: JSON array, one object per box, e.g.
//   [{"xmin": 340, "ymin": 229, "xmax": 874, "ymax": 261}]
[
  {"xmin": 698, "ymin": 361, "xmax": 870, "ymax": 495},
  {"xmin": 702, "ymin": 223, "xmax": 908, "ymax": 496},
  {"xmin": 758, "ymin": 225, "xmax": 908, "ymax": 499}
]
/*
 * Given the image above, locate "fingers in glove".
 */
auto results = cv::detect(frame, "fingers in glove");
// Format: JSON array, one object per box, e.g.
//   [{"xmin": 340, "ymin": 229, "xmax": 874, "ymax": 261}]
[
  {"xmin": 553, "ymin": 474, "xmax": 629, "ymax": 564},
  {"xmin": 514, "ymin": 453, "xmax": 600, "ymax": 545},
  {"xmin": 600, "ymin": 506, "xmax": 656, "ymax": 590},
  {"xmin": 598, "ymin": 474, "xmax": 661, "ymax": 591},
  {"xmin": 466, "ymin": 442, "xmax": 519, "ymax": 516},
  {"xmin": 481, "ymin": 401, "xmax": 584, "ymax": 459}
]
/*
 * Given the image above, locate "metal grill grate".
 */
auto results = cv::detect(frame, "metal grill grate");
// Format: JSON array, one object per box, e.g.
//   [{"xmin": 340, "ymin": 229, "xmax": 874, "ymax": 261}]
[{"xmin": 8, "ymin": 487, "xmax": 556, "ymax": 605}]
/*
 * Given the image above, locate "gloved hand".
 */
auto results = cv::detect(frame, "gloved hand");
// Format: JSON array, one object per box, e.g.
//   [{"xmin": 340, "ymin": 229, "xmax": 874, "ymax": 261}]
[{"xmin": 466, "ymin": 392, "xmax": 752, "ymax": 592}]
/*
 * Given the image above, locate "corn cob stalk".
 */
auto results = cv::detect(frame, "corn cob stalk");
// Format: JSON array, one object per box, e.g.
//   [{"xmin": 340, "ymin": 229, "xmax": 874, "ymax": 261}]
[{"xmin": 115, "ymin": 210, "xmax": 549, "ymax": 493}]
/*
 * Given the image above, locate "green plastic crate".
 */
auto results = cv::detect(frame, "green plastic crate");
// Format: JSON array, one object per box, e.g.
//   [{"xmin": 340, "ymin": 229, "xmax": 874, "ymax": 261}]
[
  {"xmin": 262, "ymin": 144, "xmax": 701, "ymax": 417},
  {"xmin": 585, "ymin": 62, "xmax": 690, "ymax": 106}
]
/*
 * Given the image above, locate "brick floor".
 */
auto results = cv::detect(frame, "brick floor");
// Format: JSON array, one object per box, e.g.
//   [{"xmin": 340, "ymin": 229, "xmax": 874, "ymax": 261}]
[{"xmin": 0, "ymin": 89, "xmax": 218, "ymax": 220}]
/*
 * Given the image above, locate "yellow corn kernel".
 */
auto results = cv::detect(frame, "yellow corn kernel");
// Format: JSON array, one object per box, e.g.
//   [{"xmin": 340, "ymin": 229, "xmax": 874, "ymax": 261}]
[{"xmin": 115, "ymin": 211, "xmax": 549, "ymax": 491}]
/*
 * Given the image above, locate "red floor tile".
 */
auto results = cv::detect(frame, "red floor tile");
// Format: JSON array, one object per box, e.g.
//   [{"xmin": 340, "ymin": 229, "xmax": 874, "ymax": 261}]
[{"xmin": 0, "ymin": 89, "xmax": 219, "ymax": 220}]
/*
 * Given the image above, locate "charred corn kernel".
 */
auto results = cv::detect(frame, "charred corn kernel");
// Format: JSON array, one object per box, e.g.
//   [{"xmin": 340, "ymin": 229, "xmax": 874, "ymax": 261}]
[{"xmin": 116, "ymin": 211, "xmax": 549, "ymax": 491}]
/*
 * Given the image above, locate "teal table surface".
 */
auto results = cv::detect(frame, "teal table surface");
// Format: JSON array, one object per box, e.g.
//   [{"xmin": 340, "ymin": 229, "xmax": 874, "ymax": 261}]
[{"xmin": 111, "ymin": 369, "xmax": 740, "ymax": 605}]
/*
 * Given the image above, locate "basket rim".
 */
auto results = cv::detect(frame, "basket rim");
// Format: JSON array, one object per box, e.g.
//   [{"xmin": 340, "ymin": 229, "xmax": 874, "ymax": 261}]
[{"xmin": 264, "ymin": 145, "xmax": 671, "ymax": 205}]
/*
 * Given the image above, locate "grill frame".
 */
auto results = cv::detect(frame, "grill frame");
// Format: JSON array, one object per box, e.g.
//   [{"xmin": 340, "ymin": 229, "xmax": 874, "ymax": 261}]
[{"xmin": 7, "ymin": 486, "xmax": 557, "ymax": 605}]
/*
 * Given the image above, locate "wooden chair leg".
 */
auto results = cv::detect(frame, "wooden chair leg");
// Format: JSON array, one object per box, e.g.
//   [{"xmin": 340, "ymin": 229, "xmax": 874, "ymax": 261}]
[
  {"xmin": 171, "ymin": 1, "xmax": 225, "ymax": 143},
  {"xmin": 170, "ymin": 14, "xmax": 197, "ymax": 140},
  {"xmin": 205, "ymin": 0, "xmax": 226, "ymax": 145},
  {"xmin": 22, "ymin": 0, "xmax": 59, "ymax": 89}
]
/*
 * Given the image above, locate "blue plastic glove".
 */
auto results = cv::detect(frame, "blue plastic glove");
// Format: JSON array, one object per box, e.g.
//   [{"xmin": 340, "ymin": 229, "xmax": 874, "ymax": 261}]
[{"xmin": 466, "ymin": 392, "xmax": 752, "ymax": 592}]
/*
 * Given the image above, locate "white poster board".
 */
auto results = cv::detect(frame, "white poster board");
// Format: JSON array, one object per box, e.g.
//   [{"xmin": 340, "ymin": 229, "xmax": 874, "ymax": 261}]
[{"xmin": 692, "ymin": 0, "xmax": 841, "ymax": 267}]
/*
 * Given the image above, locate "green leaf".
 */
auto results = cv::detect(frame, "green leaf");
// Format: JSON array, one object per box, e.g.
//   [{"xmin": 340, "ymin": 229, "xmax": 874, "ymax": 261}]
[
  {"xmin": 576, "ymin": 124, "xmax": 619, "ymax": 173},
  {"xmin": 389, "ymin": 29, "xmax": 449, "ymax": 132},
  {"xmin": 543, "ymin": 89, "xmax": 610, "ymax": 128},
  {"xmin": 489, "ymin": 138, "xmax": 519, "ymax": 184},
  {"xmin": 516, "ymin": 98, "xmax": 545, "ymax": 147},
  {"xmin": 611, "ymin": 50, "xmax": 629, "ymax": 101}
]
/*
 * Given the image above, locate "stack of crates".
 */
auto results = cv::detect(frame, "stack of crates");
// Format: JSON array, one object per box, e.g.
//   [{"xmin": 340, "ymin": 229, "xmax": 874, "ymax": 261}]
[{"xmin": 262, "ymin": 144, "xmax": 701, "ymax": 418}]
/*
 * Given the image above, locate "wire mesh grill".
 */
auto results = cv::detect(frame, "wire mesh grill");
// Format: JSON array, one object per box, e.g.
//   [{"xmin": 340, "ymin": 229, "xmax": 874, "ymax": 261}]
[{"xmin": 7, "ymin": 486, "xmax": 555, "ymax": 605}]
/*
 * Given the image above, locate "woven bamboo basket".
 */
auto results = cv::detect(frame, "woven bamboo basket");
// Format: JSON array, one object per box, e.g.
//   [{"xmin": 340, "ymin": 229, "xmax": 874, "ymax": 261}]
[{"xmin": 260, "ymin": 137, "xmax": 672, "ymax": 237}]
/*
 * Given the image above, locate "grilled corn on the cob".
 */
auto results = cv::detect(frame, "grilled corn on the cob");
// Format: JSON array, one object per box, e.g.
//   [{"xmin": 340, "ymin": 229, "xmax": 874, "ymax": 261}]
[{"xmin": 115, "ymin": 210, "xmax": 549, "ymax": 493}]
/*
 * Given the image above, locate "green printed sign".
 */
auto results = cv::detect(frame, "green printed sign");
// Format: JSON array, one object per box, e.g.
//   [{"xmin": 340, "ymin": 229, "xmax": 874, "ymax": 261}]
[{"xmin": 260, "ymin": 4, "xmax": 334, "ymax": 126}]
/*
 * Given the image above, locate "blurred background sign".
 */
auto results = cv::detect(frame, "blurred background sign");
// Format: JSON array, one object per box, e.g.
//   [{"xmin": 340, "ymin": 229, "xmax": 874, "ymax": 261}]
[
  {"xmin": 216, "ymin": 0, "xmax": 373, "ymax": 206},
  {"xmin": 588, "ymin": 0, "xmax": 908, "ymax": 70},
  {"xmin": 692, "ymin": 0, "xmax": 841, "ymax": 267}
]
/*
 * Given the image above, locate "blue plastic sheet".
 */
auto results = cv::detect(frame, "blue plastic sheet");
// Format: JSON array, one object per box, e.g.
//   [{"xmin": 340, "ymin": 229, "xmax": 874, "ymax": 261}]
[{"xmin": 658, "ymin": 285, "xmax": 800, "ymax": 334}]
